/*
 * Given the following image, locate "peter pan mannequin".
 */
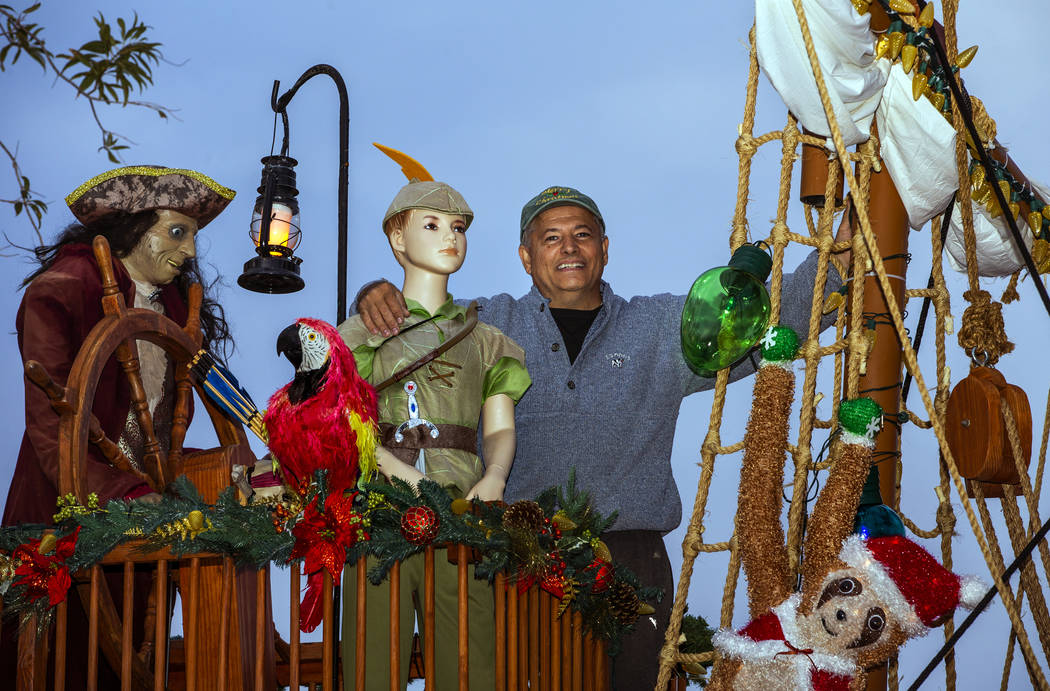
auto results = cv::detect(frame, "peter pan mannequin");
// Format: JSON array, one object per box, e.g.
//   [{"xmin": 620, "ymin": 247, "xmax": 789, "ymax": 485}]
[
  {"xmin": 338, "ymin": 180, "xmax": 530, "ymax": 690},
  {"xmin": 372, "ymin": 205, "xmax": 519, "ymax": 501}
]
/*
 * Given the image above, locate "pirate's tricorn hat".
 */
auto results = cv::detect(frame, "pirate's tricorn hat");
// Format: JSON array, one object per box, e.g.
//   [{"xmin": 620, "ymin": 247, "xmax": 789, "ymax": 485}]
[{"xmin": 65, "ymin": 165, "xmax": 236, "ymax": 228}]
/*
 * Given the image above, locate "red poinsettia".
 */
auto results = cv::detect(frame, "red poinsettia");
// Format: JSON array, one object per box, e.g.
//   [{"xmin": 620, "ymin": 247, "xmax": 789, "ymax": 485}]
[
  {"xmin": 12, "ymin": 527, "xmax": 80, "ymax": 607},
  {"xmin": 289, "ymin": 492, "xmax": 368, "ymax": 633},
  {"xmin": 290, "ymin": 492, "xmax": 368, "ymax": 578}
]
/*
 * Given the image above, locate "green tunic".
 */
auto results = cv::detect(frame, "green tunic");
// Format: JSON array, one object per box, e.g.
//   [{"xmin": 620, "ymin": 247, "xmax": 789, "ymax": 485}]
[{"xmin": 338, "ymin": 294, "xmax": 530, "ymax": 494}]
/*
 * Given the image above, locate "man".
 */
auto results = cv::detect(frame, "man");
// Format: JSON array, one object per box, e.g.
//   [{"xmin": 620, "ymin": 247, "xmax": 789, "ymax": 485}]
[{"xmin": 357, "ymin": 185, "xmax": 850, "ymax": 690}]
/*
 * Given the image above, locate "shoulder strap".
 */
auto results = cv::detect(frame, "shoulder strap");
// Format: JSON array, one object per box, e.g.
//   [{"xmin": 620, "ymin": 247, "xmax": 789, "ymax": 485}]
[{"xmin": 374, "ymin": 301, "xmax": 479, "ymax": 392}]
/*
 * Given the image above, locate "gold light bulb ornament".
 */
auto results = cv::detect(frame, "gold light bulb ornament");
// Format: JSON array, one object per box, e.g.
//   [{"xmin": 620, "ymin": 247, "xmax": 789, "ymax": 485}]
[
  {"xmin": 972, "ymin": 184, "xmax": 993, "ymax": 206},
  {"xmin": 875, "ymin": 35, "xmax": 891, "ymax": 60},
  {"xmin": 888, "ymin": 0, "xmax": 915, "ymax": 14},
  {"xmin": 1042, "ymin": 205, "xmax": 1050, "ymax": 221},
  {"xmin": 930, "ymin": 92, "xmax": 946, "ymax": 111},
  {"xmin": 851, "ymin": 0, "xmax": 871, "ymax": 15},
  {"xmin": 971, "ymin": 166, "xmax": 986, "ymax": 190},
  {"xmin": 999, "ymin": 180, "xmax": 1012, "ymax": 201},
  {"xmin": 1028, "ymin": 210, "xmax": 1043, "ymax": 234},
  {"xmin": 912, "ymin": 73, "xmax": 928, "ymax": 100},
  {"xmin": 1009, "ymin": 202, "xmax": 1021, "ymax": 219},
  {"xmin": 1032, "ymin": 239, "xmax": 1050, "ymax": 273},
  {"xmin": 955, "ymin": 45, "xmax": 979, "ymax": 69},
  {"xmin": 901, "ymin": 44, "xmax": 918, "ymax": 73},
  {"xmin": 919, "ymin": 3, "xmax": 935, "ymax": 27},
  {"xmin": 37, "ymin": 532, "xmax": 57, "ymax": 555},
  {"xmin": 889, "ymin": 32, "xmax": 906, "ymax": 60}
]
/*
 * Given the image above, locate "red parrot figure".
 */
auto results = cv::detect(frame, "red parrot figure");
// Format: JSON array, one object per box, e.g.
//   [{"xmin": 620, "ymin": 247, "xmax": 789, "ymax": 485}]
[
  {"xmin": 264, "ymin": 317, "xmax": 378, "ymax": 495},
  {"xmin": 264, "ymin": 317, "xmax": 379, "ymax": 633}
]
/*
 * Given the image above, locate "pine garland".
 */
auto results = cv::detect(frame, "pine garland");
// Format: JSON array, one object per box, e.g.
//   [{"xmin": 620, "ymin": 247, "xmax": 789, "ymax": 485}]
[{"xmin": 0, "ymin": 469, "xmax": 662, "ymax": 650}]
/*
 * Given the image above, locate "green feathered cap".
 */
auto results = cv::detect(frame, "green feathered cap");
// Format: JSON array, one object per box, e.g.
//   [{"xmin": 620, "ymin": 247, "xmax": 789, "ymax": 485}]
[
  {"xmin": 382, "ymin": 180, "xmax": 473, "ymax": 231},
  {"xmin": 838, "ymin": 397, "xmax": 884, "ymax": 446},
  {"xmin": 66, "ymin": 165, "xmax": 235, "ymax": 229},
  {"xmin": 759, "ymin": 325, "xmax": 800, "ymax": 363}
]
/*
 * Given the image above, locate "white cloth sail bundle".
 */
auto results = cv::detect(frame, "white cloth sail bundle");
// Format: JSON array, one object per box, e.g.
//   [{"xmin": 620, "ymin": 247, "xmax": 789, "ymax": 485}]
[{"xmin": 755, "ymin": 0, "xmax": 889, "ymax": 147}]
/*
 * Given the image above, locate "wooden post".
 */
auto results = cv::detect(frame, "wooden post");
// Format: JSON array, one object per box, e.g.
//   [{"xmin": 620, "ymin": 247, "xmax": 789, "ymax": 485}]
[
  {"xmin": 847, "ymin": 128, "xmax": 910, "ymax": 691},
  {"xmin": 425, "ymin": 548, "xmax": 436, "ymax": 691},
  {"xmin": 494, "ymin": 572, "xmax": 507, "ymax": 691}
]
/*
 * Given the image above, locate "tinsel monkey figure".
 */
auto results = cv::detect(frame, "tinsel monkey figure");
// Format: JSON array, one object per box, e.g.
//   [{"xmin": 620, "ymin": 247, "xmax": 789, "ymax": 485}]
[
  {"xmin": 264, "ymin": 317, "xmax": 379, "ymax": 494},
  {"xmin": 708, "ymin": 326, "xmax": 982, "ymax": 691}
]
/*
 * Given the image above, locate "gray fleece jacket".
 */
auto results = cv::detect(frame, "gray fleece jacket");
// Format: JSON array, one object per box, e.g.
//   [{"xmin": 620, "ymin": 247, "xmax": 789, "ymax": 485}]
[{"xmin": 462, "ymin": 249, "xmax": 840, "ymax": 534}]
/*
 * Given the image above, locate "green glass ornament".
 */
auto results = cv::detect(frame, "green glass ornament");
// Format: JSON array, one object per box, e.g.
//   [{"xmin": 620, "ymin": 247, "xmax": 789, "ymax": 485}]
[{"xmin": 680, "ymin": 244, "xmax": 772, "ymax": 376}]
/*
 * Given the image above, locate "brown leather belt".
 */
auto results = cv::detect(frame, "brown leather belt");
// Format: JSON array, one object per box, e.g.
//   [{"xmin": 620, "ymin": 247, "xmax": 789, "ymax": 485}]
[{"xmin": 378, "ymin": 422, "xmax": 478, "ymax": 464}]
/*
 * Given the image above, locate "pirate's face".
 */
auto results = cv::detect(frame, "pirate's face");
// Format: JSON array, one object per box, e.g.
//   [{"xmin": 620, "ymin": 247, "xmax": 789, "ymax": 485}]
[
  {"xmin": 798, "ymin": 567, "xmax": 893, "ymax": 656},
  {"xmin": 123, "ymin": 209, "xmax": 199, "ymax": 286}
]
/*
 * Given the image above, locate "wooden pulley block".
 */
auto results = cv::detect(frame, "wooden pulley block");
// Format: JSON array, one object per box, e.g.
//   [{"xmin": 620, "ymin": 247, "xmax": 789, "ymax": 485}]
[{"xmin": 946, "ymin": 366, "xmax": 1032, "ymax": 494}]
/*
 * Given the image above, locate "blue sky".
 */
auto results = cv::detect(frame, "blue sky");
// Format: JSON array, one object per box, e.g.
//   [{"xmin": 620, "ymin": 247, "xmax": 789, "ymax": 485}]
[{"xmin": 2, "ymin": 1, "xmax": 1048, "ymax": 687}]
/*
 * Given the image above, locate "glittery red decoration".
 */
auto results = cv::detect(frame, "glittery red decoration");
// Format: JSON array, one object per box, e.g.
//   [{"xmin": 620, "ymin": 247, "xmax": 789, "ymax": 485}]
[
  {"xmin": 589, "ymin": 558, "xmax": 613, "ymax": 593},
  {"xmin": 400, "ymin": 505, "xmax": 440, "ymax": 545},
  {"xmin": 12, "ymin": 527, "xmax": 80, "ymax": 607},
  {"xmin": 540, "ymin": 559, "xmax": 566, "ymax": 599},
  {"xmin": 290, "ymin": 492, "xmax": 369, "ymax": 578},
  {"xmin": 865, "ymin": 535, "xmax": 962, "ymax": 627}
]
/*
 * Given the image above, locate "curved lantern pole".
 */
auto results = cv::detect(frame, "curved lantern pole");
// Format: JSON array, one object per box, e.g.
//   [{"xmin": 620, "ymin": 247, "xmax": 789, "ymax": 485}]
[
  {"xmin": 238, "ymin": 64, "xmax": 351, "ymax": 687},
  {"xmin": 239, "ymin": 63, "xmax": 351, "ymax": 325}
]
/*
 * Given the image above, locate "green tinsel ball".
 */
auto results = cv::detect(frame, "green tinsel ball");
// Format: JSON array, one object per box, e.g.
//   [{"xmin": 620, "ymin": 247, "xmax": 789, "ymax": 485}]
[
  {"xmin": 838, "ymin": 397, "xmax": 884, "ymax": 438},
  {"xmin": 760, "ymin": 325, "xmax": 799, "ymax": 362}
]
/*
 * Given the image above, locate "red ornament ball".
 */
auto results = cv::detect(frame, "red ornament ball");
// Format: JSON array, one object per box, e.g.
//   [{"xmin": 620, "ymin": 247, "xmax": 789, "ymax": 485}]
[
  {"xmin": 400, "ymin": 506, "xmax": 440, "ymax": 545},
  {"xmin": 590, "ymin": 559, "xmax": 613, "ymax": 593}
]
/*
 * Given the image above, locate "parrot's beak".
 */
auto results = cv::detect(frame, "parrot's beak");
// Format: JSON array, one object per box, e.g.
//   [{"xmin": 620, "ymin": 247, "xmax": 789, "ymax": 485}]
[{"xmin": 277, "ymin": 323, "xmax": 303, "ymax": 371}]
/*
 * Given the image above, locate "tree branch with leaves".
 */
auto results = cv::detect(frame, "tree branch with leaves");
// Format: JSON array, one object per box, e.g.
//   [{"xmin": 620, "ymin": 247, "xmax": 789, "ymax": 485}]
[{"xmin": 0, "ymin": 3, "xmax": 175, "ymax": 241}]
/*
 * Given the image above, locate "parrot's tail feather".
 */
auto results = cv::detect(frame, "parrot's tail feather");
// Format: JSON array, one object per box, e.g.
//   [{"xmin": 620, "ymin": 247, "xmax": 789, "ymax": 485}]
[
  {"xmin": 299, "ymin": 570, "xmax": 325, "ymax": 634},
  {"xmin": 349, "ymin": 410, "xmax": 379, "ymax": 484}
]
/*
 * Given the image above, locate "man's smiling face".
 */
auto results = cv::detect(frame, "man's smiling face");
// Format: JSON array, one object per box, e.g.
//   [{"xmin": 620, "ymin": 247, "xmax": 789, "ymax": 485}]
[{"xmin": 518, "ymin": 205, "xmax": 608, "ymax": 309}]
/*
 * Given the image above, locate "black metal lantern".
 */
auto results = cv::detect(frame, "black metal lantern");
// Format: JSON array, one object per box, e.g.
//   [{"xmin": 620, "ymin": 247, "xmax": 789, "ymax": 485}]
[
  {"xmin": 238, "ymin": 64, "xmax": 350, "ymax": 323},
  {"xmin": 237, "ymin": 155, "xmax": 305, "ymax": 294}
]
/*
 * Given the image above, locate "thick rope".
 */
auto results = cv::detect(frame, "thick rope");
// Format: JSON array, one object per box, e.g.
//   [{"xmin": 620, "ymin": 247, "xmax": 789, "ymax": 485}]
[
  {"xmin": 785, "ymin": 0, "xmax": 1047, "ymax": 687},
  {"xmin": 999, "ymin": 485, "xmax": 1050, "ymax": 655},
  {"xmin": 957, "ymin": 289, "xmax": 1015, "ymax": 365},
  {"xmin": 971, "ymin": 483, "xmax": 1047, "ymax": 689},
  {"xmin": 1002, "ymin": 400, "xmax": 1050, "ymax": 600},
  {"xmin": 657, "ymin": 3, "xmax": 1049, "ymax": 689}
]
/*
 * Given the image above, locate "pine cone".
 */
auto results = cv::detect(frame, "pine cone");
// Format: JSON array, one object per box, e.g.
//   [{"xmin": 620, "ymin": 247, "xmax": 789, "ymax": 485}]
[
  {"xmin": 502, "ymin": 501, "xmax": 547, "ymax": 533},
  {"xmin": 609, "ymin": 581, "xmax": 640, "ymax": 627}
]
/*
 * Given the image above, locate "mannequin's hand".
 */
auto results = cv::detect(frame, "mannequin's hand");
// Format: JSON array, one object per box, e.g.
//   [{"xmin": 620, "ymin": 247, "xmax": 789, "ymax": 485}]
[
  {"xmin": 465, "ymin": 473, "xmax": 506, "ymax": 502},
  {"xmin": 376, "ymin": 447, "xmax": 425, "ymax": 486}
]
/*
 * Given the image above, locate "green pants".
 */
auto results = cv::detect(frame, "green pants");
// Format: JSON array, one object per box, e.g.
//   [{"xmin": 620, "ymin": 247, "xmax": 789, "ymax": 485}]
[{"xmin": 341, "ymin": 552, "xmax": 495, "ymax": 690}]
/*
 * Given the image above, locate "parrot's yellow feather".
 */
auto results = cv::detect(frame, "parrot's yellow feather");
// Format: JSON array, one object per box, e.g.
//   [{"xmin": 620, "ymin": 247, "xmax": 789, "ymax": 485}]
[{"xmin": 349, "ymin": 409, "xmax": 379, "ymax": 485}]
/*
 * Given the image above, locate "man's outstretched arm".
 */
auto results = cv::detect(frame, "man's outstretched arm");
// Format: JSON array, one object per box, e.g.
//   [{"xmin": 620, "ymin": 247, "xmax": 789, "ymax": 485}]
[{"xmin": 355, "ymin": 279, "xmax": 409, "ymax": 336}]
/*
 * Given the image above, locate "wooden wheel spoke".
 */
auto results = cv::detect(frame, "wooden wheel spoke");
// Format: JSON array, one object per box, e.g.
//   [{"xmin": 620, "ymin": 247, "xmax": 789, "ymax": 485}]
[
  {"xmin": 24, "ymin": 360, "xmax": 154, "ymax": 489},
  {"xmin": 115, "ymin": 337, "xmax": 168, "ymax": 488}
]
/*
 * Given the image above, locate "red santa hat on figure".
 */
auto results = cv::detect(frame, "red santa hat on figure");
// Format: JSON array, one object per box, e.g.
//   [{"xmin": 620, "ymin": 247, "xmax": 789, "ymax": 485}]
[{"xmin": 839, "ymin": 534, "xmax": 985, "ymax": 636}]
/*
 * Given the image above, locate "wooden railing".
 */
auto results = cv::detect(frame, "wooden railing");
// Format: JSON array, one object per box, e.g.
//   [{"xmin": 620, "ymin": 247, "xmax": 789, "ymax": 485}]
[{"xmin": 12, "ymin": 542, "xmax": 626, "ymax": 691}]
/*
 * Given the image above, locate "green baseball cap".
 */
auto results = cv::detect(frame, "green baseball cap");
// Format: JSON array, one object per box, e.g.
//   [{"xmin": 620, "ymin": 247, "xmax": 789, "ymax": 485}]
[{"xmin": 519, "ymin": 186, "xmax": 605, "ymax": 243}]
